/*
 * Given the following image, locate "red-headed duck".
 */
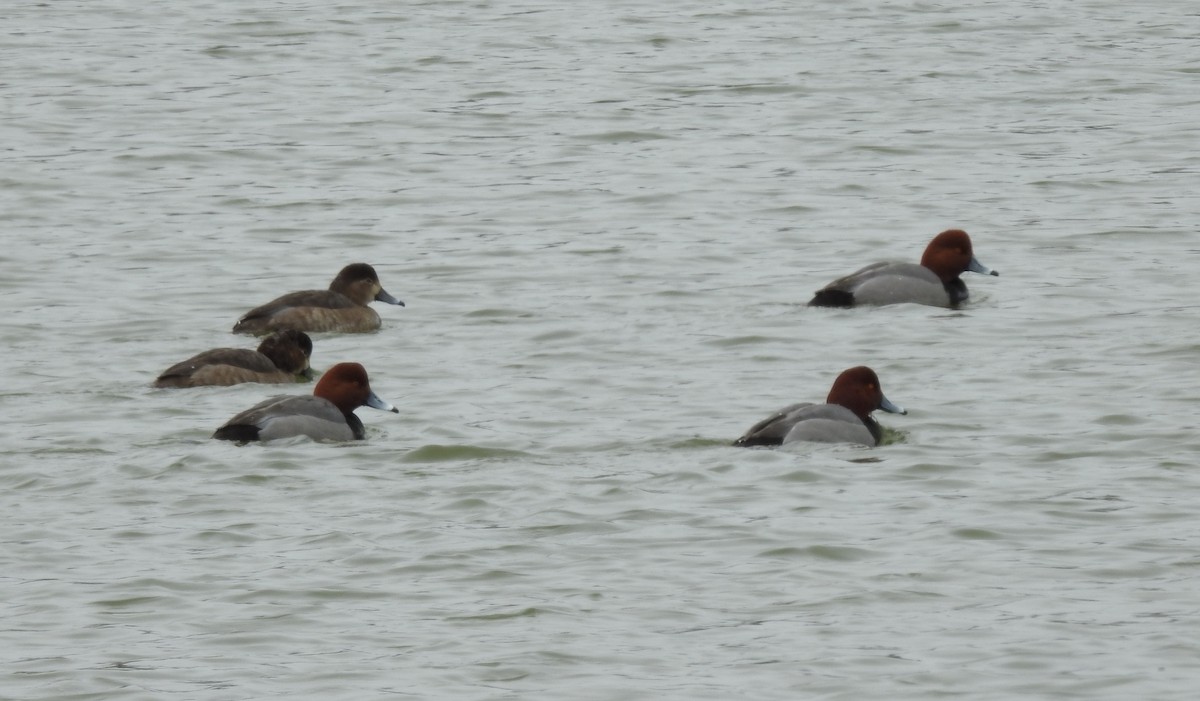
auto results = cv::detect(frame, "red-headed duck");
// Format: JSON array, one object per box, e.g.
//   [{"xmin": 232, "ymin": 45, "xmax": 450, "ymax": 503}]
[
  {"xmin": 232, "ymin": 263, "xmax": 404, "ymax": 335},
  {"xmin": 809, "ymin": 229, "xmax": 998, "ymax": 308},
  {"xmin": 212, "ymin": 362, "xmax": 398, "ymax": 443},
  {"xmin": 733, "ymin": 366, "xmax": 906, "ymax": 448},
  {"xmin": 154, "ymin": 330, "xmax": 314, "ymax": 388}
]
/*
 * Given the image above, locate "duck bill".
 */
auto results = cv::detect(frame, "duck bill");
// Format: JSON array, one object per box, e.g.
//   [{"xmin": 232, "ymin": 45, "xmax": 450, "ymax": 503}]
[
  {"xmin": 967, "ymin": 256, "xmax": 999, "ymax": 277},
  {"xmin": 375, "ymin": 288, "xmax": 405, "ymax": 306},
  {"xmin": 879, "ymin": 395, "xmax": 907, "ymax": 415},
  {"xmin": 365, "ymin": 390, "xmax": 400, "ymax": 413}
]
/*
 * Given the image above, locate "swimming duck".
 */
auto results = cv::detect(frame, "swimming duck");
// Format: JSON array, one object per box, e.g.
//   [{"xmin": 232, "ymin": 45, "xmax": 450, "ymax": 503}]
[
  {"xmin": 213, "ymin": 362, "xmax": 398, "ymax": 443},
  {"xmin": 809, "ymin": 229, "xmax": 997, "ymax": 308},
  {"xmin": 154, "ymin": 330, "xmax": 314, "ymax": 388},
  {"xmin": 232, "ymin": 263, "xmax": 404, "ymax": 335},
  {"xmin": 733, "ymin": 366, "xmax": 905, "ymax": 448}
]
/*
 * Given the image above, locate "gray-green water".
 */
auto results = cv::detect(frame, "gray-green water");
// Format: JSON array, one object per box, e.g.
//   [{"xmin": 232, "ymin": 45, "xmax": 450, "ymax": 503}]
[{"xmin": 4, "ymin": 2, "xmax": 1200, "ymax": 699}]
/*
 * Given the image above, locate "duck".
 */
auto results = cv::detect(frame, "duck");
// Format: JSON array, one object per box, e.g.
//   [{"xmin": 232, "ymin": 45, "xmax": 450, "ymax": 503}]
[
  {"xmin": 809, "ymin": 229, "xmax": 998, "ymax": 308},
  {"xmin": 732, "ymin": 366, "xmax": 905, "ymax": 448},
  {"xmin": 154, "ymin": 330, "xmax": 314, "ymax": 388},
  {"xmin": 213, "ymin": 362, "xmax": 398, "ymax": 443},
  {"xmin": 232, "ymin": 263, "xmax": 404, "ymax": 335}
]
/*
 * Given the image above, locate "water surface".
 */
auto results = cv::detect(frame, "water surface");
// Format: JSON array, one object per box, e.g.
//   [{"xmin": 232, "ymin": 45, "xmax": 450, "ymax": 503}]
[{"xmin": 4, "ymin": 2, "xmax": 1200, "ymax": 699}]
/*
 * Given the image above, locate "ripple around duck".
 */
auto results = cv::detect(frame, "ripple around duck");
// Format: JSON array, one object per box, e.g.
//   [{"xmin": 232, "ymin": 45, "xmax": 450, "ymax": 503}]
[{"xmin": 401, "ymin": 444, "xmax": 535, "ymax": 463}]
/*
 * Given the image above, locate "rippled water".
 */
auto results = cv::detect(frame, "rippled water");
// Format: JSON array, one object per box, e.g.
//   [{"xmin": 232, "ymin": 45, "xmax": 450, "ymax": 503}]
[{"xmin": 4, "ymin": 2, "xmax": 1200, "ymax": 699}]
